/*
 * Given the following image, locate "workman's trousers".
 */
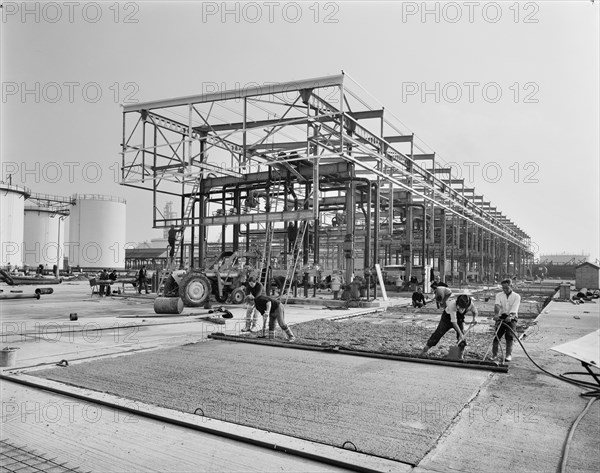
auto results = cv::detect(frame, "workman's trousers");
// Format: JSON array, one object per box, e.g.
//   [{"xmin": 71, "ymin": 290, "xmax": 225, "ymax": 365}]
[
  {"xmin": 265, "ymin": 306, "xmax": 289, "ymax": 331},
  {"xmin": 168, "ymin": 239, "xmax": 175, "ymax": 258},
  {"xmin": 492, "ymin": 319, "xmax": 517, "ymax": 357},
  {"xmin": 426, "ymin": 312, "xmax": 464, "ymax": 347},
  {"xmin": 138, "ymin": 280, "xmax": 149, "ymax": 294},
  {"xmin": 245, "ymin": 305, "xmax": 259, "ymax": 329}
]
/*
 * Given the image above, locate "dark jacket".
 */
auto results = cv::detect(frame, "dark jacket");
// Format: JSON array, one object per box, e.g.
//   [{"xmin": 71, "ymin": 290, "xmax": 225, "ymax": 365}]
[{"xmin": 254, "ymin": 295, "xmax": 280, "ymax": 315}]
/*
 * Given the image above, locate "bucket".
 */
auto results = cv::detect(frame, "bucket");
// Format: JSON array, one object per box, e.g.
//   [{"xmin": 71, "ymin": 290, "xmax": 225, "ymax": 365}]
[{"xmin": 0, "ymin": 348, "xmax": 19, "ymax": 368}]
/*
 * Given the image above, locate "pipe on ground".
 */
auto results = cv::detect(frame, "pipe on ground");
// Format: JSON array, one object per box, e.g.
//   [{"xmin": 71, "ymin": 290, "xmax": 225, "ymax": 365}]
[{"xmin": 0, "ymin": 293, "xmax": 40, "ymax": 300}]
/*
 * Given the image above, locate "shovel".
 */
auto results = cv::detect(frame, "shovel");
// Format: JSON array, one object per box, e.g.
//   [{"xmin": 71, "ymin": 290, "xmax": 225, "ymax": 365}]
[{"xmin": 447, "ymin": 322, "xmax": 477, "ymax": 360}]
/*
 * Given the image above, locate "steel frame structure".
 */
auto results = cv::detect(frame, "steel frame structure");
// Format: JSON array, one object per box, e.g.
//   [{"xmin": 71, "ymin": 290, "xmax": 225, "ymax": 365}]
[{"xmin": 120, "ymin": 73, "xmax": 533, "ymax": 282}]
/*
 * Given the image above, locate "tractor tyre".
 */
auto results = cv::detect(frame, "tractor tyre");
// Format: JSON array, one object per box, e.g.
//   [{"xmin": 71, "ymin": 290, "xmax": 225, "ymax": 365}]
[
  {"xmin": 230, "ymin": 287, "xmax": 246, "ymax": 304},
  {"xmin": 179, "ymin": 273, "xmax": 211, "ymax": 307}
]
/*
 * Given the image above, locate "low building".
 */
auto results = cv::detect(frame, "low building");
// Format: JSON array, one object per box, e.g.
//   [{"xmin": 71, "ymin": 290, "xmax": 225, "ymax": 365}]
[
  {"xmin": 575, "ymin": 262, "xmax": 600, "ymax": 290},
  {"xmin": 125, "ymin": 239, "xmax": 168, "ymax": 270}
]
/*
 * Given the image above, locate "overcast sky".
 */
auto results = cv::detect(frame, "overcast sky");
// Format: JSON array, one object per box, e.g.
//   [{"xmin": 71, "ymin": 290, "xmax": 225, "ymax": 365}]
[{"xmin": 2, "ymin": 1, "xmax": 598, "ymax": 262}]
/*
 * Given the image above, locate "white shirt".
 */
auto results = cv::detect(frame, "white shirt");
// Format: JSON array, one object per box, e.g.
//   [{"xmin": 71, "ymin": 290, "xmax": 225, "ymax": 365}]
[
  {"xmin": 445, "ymin": 299, "xmax": 478, "ymax": 323},
  {"xmin": 435, "ymin": 286, "xmax": 453, "ymax": 300},
  {"xmin": 495, "ymin": 290, "xmax": 521, "ymax": 319}
]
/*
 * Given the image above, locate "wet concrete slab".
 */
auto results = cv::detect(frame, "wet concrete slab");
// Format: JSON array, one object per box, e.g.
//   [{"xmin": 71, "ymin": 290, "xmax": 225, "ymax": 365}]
[{"xmin": 29, "ymin": 339, "xmax": 491, "ymax": 466}]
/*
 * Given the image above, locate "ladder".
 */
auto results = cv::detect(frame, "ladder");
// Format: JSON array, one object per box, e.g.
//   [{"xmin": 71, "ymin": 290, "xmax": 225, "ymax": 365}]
[
  {"xmin": 172, "ymin": 177, "xmax": 201, "ymax": 265},
  {"xmin": 282, "ymin": 220, "xmax": 309, "ymax": 304},
  {"xmin": 281, "ymin": 188, "xmax": 315, "ymax": 303},
  {"xmin": 259, "ymin": 223, "xmax": 275, "ymax": 285},
  {"xmin": 158, "ymin": 177, "xmax": 201, "ymax": 295},
  {"xmin": 257, "ymin": 178, "xmax": 283, "ymax": 287}
]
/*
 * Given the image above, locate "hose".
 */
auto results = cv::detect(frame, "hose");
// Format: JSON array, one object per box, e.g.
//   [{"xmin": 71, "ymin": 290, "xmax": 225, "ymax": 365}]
[
  {"xmin": 503, "ymin": 323, "xmax": 597, "ymax": 390},
  {"xmin": 560, "ymin": 397, "xmax": 598, "ymax": 473},
  {"xmin": 500, "ymin": 323, "xmax": 599, "ymax": 473}
]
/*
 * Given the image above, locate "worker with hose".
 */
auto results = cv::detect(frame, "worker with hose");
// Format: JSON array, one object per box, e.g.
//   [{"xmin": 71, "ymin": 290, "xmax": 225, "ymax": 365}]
[
  {"xmin": 420, "ymin": 294, "xmax": 478, "ymax": 359},
  {"xmin": 492, "ymin": 278, "xmax": 521, "ymax": 362}
]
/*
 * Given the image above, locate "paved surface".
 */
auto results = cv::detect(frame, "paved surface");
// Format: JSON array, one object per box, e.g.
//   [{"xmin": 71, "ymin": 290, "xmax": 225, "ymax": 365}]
[
  {"xmin": 1, "ymin": 280, "xmax": 598, "ymax": 472},
  {"xmin": 416, "ymin": 292, "xmax": 600, "ymax": 473}
]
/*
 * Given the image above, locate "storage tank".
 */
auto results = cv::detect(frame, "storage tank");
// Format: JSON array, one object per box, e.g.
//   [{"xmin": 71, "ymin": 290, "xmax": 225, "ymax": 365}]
[
  {"xmin": 67, "ymin": 194, "xmax": 127, "ymax": 269},
  {"xmin": 0, "ymin": 183, "xmax": 30, "ymax": 268},
  {"xmin": 23, "ymin": 205, "xmax": 66, "ymax": 270}
]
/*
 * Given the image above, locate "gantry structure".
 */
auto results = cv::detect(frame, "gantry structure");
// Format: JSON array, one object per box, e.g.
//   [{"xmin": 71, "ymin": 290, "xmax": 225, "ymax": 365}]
[
  {"xmin": 120, "ymin": 73, "xmax": 533, "ymax": 286},
  {"xmin": 25, "ymin": 193, "xmax": 74, "ymax": 216}
]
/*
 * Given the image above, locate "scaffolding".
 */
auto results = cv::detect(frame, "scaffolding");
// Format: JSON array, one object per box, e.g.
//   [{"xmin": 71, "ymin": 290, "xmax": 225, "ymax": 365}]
[{"xmin": 120, "ymin": 72, "xmax": 534, "ymax": 286}]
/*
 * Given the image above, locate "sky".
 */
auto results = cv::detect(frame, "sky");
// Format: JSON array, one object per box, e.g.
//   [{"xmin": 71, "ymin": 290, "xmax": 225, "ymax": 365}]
[{"xmin": 1, "ymin": 1, "xmax": 599, "ymax": 263}]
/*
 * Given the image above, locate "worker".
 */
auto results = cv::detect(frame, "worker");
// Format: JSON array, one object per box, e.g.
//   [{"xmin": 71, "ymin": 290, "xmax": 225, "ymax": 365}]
[
  {"xmin": 492, "ymin": 279, "xmax": 521, "ymax": 362},
  {"xmin": 138, "ymin": 266, "xmax": 150, "ymax": 294},
  {"xmin": 163, "ymin": 268, "xmax": 187, "ymax": 297},
  {"xmin": 167, "ymin": 225, "xmax": 180, "ymax": 259},
  {"xmin": 242, "ymin": 276, "xmax": 264, "ymax": 332},
  {"xmin": 409, "ymin": 274, "xmax": 419, "ymax": 292},
  {"xmin": 287, "ymin": 222, "xmax": 298, "ymax": 252},
  {"xmin": 419, "ymin": 294, "xmax": 478, "ymax": 359},
  {"xmin": 246, "ymin": 294, "xmax": 295, "ymax": 341},
  {"xmin": 412, "ymin": 286, "xmax": 427, "ymax": 308},
  {"xmin": 99, "ymin": 268, "xmax": 111, "ymax": 296},
  {"xmin": 430, "ymin": 275, "xmax": 448, "ymax": 291},
  {"xmin": 433, "ymin": 285, "xmax": 453, "ymax": 309},
  {"xmin": 108, "ymin": 269, "xmax": 118, "ymax": 294}
]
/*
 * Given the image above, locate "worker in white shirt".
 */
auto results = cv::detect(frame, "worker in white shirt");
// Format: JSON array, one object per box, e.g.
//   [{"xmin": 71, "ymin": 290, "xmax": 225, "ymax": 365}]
[
  {"xmin": 492, "ymin": 278, "xmax": 521, "ymax": 362},
  {"xmin": 434, "ymin": 285, "xmax": 453, "ymax": 309}
]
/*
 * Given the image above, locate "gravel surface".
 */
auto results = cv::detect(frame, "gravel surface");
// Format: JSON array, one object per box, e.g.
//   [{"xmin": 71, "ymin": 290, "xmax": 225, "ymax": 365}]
[{"xmin": 282, "ymin": 307, "xmax": 537, "ymax": 361}]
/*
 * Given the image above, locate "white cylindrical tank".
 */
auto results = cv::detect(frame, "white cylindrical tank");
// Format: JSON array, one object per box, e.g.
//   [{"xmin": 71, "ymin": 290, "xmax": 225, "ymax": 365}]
[
  {"xmin": 23, "ymin": 205, "xmax": 66, "ymax": 270},
  {"xmin": 0, "ymin": 184, "xmax": 30, "ymax": 268},
  {"xmin": 67, "ymin": 194, "xmax": 127, "ymax": 269}
]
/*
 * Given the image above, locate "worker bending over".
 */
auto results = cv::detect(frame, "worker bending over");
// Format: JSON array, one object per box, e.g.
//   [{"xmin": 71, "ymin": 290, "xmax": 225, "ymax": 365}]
[
  {"xmin": 242, "ymin": 276, "xmax": 264, "ymax": 332},
  {"xmin": 420, "ymin": 294, "xmax": 478, "ymax": 359},
  {"xmin": 246, "ymin": 294, "xmax": 295, "ymax": 342}
]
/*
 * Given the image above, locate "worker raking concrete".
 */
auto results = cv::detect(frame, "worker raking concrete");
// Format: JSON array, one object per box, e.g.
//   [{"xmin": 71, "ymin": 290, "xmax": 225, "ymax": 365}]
[
  {"xmin": 419, "ymin": 294, "xmax": 478, "ymax": 359},
  {"xmin": 246, "ymin": 294, "xmax": 295, "ymax": 342}
]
